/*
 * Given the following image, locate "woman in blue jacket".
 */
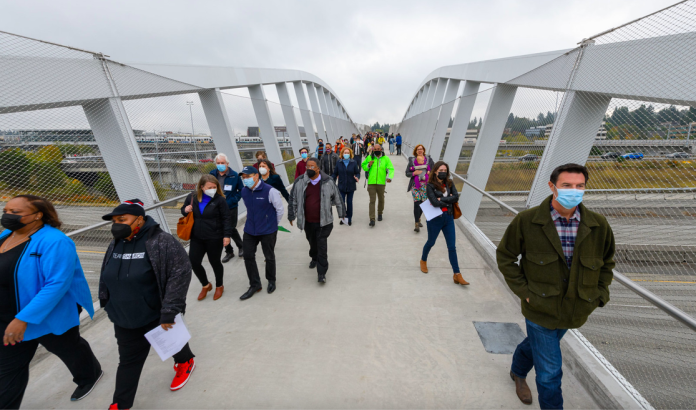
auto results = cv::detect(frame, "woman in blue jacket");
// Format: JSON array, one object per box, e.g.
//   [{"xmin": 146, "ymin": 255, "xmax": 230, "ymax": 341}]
[
  {"xmin": 332, "ymin": 147, "xmax": 361, "ymax": 226},
  {"xmin": 0, "ymin": 195, "xmax": 102, "ymax": 409}
]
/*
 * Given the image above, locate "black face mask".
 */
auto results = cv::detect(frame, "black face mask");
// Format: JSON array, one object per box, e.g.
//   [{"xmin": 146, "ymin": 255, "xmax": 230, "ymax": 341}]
[
  {"xmin": 1, "ymin": 213, "xmax": 34, "ymax": 231},
  {"xmin": 111, "ymin": 218, "xmax": 140, "ymax": 240},
  {"xmin": 306, "ymin": 169, "xmax": 317, "ymax": 178},
  {"xmin": 373, "ymin": 151, "xmax": 383, "ymax": 157},
  {"xmin": 438, "ymin": 172, "xmax": 448, "ymax": 181}
]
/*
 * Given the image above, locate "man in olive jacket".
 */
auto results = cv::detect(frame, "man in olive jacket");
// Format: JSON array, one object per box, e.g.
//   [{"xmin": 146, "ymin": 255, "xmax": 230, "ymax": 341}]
[{"xmin": 496, "ymin": 163, "xmax": 615, "ymax": 409}]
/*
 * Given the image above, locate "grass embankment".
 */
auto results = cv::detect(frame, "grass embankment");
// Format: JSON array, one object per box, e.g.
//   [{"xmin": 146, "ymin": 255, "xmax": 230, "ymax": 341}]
[{"xmin": 456, "ymin": 160, "xmax": 696, "ymax": 191}]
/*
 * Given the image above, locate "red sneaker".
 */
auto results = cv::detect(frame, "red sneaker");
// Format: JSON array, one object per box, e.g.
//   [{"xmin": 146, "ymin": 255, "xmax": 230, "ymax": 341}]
[
  {"xmin": 170, "ymin": 358, "xmax": 195, "ymax": 391},
  {"xmin": 109, "ymin": 404, "xmax": 128, "ymax": 410}
]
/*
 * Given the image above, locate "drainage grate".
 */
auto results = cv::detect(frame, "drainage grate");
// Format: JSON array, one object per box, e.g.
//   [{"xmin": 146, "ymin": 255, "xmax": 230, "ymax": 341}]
[{"xmin": 473, "ymin": 321, "xmax": 526, "ymax": 354}]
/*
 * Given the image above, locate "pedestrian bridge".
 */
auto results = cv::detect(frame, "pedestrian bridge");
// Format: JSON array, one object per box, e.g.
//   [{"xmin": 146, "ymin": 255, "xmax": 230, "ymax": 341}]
[
  {"xmin": 21, "ymin": 155, "xmax": 600, "ymax": 409},
  {"xmin": 3, "ymin": 2, "xmax": 696, "ymax": 408}
]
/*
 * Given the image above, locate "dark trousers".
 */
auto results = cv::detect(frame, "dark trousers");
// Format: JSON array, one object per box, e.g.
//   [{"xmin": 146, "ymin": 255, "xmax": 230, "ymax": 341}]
[
  {"xmin": 413, "ymin": 200, "xmax": 423, "ymax": 223},
  {"xmin": 339, "ymin": 191, "xmax": 354, "ymax": 221},
  {"xmin": 421, "ymin": 212, "xmax": 460, "ymax": 273},
  {"xmin": 113, "ymin": 318, "xmax": 194, "ymax": 409},
  {"xmin": 396, "ymin": 144, "xmax": 402, "ymax": 155},
  {"xmin": 243, "ymin": 231, "xmax": 277, "ymax": 288},
  {"xmin": 354, "ymin": 155, "xmax": 362, "ymax": 170},
  {"xmin": 304, "ymin": 222, "xmax": 333, "ymax": 276},
  {"xmin": 189, "ymin": 237, "xmax": 224, "ymax": 287},
  {"xmin": 0, "ymin": 325, "xmax": 101, "ymax": 409},
  {"xmin": 511, "ymin": 319, "xmax": 568, "ymax": 409},
  {"xmin": 224, "ymin": 207, "xmax": 243, "ymax": 253}
]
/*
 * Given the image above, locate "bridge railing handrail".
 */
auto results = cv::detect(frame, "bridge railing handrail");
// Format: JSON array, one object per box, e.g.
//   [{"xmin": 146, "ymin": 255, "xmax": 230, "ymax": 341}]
[
  {"xmin": 400, "ymin": 142, "xmax": 696, "ymax": 332},
  {"xmin": 67, "ymin": 151, "xmax": 311, "ymax": 238}
]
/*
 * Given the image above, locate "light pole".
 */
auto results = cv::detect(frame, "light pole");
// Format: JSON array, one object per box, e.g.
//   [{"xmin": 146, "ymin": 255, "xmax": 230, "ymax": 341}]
[
  {"xmin": 187, "ymin": 101, "xmax": 198, "ymax": 162},
  {"xmin": 154, "ymin": 129, "xmax": 163, "ymax": 186}
]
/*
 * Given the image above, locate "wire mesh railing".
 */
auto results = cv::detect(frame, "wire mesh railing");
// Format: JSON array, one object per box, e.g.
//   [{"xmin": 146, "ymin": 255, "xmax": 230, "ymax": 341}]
[{"xmin": 399, "ymin": 2, "xmax": 696, "ymax": 406}]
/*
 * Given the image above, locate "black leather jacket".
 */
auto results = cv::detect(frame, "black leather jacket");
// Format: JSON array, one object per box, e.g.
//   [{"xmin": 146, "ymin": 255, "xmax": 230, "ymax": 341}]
[{"xmin": 426, "ymin": 181, "xmax": 459, "ymax": 215}]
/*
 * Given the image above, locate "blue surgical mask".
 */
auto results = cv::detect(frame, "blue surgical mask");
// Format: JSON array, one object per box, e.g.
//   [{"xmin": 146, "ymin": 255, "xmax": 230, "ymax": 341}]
[
  {"xmin": 216, "ymin": 164, "xmax": 226, "ymax": 172},
  {"xmin": 343, "ymin": 154, "xmax": 350, "ymax": 160},
  {"xmin": 301, "ymin": 152, "xmax": 308, "ymax": 159},
  {"xmin": 554, "ymin": 186, "xmax": 584, "ymax": 209},
  {"xmin": 243, "ymin": 177, "xmax": 255, "ymax": 188}
]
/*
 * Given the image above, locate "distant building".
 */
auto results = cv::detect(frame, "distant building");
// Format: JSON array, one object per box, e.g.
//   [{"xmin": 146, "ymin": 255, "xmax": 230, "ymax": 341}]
[
  {"xmin": 543, "ymin": 122, "xmax": 607, "ymax": 139},
  {"xmin": 524, "ymin": 126, "xmax": 546, "ymax": 138},
  {"xmin": 465, "ymin": 128, "xmax": 479, "ymax": 143},
  {"xmin": 11, "ymin": 129, "xmax": 144, "ymax": 143},
  {"xmin": 247, "ymin": 127, "xmax": 260, "ymax": 137}
]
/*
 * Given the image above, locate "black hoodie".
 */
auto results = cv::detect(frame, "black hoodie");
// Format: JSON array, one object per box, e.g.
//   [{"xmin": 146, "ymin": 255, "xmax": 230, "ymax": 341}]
[{"xmin": 102, "ymin": 216, "xmax": 161, "ymax": 329}]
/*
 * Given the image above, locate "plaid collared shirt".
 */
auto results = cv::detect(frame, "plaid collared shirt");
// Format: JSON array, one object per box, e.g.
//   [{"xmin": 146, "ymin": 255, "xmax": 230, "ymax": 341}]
[{"xmin": 550, "ymin": 204, "xmax": 581, "ymax": 269}]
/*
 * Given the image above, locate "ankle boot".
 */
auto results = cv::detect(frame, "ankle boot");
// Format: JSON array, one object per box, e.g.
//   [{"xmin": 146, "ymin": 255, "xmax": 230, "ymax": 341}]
[
  {"xmin": 453, "ymin": 273, "xmax": 470, "ymax": 285},
  {"xmin": 420, "ymin": 260, "xmax": 428, "ymax": 273},
  {"xmin": 213, "ymin": 286, "xmax": 224, "ymax": 300},
  {"xmin": 197, "ymin": 283, "xmax": 213, "ymax": 301},
  {"xmin": 414, "ymin": 222, "xmax": 420, "ymax": 232},
  {"xmin": 418, "ymin": 218, "xmax": 423, "ymax": 228}
]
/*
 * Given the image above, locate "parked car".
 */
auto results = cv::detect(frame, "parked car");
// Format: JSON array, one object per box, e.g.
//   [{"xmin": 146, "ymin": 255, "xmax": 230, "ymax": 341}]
[
  {"xmin": 176, "ymin": 159, "xmax": 194, "ymax": 164},
  {"xmin": 199, "ymin": 158, "xmax": 213, "ymax": 163},
  {"xmin": 622, "ymin": 152, "xmax": 644, "ymax": 160},
  {"xmin": 666, "ymin": 152, "xmax": 690, "ymax": 159},
  {"xmin": 518, "ymin": 154, "xmax": 539, "ymax": 162},
  {"xmin": 601, "ymin": 152, "xmax": 621, "ymax": 159}
]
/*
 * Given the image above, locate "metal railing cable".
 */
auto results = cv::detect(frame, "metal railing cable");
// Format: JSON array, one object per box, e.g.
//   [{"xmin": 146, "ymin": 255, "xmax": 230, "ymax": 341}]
[{"xmin": 66, "ymin": 151, "xmax": 312, "ymax": 238}]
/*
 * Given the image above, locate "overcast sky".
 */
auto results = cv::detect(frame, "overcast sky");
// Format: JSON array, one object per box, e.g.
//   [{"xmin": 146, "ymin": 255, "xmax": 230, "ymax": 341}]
[{"xmin": 0, "ymin": 0, "xmax": 677, "ymax": 125}]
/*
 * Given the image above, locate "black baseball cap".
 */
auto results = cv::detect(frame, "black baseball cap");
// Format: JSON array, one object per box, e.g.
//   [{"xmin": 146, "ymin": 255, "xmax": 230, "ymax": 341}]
[{"xmin": 102, "ymin": 199, "xmax": 146, "ymax": 220}]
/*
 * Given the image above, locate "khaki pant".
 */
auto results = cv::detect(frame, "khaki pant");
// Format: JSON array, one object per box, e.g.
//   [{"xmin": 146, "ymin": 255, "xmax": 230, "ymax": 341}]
[{"xmin": 367, "ymin": 184, "xmax": 386, "ymax": 221}]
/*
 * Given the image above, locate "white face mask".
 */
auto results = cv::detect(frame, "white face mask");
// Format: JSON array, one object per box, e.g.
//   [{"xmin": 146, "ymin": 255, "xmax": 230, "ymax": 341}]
[
  {"xmin": 204, "ymin": 188, "xmax": 217, "ymax": 198},
  {"xmin": 259, "ymin": 167, "xmax": 268, "ymax": 176}
]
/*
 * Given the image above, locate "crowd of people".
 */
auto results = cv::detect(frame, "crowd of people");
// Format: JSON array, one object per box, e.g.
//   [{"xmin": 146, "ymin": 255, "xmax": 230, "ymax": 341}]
[{"xmin": 0, "ymin": 128, "xmax": 614, "ymax": 410}]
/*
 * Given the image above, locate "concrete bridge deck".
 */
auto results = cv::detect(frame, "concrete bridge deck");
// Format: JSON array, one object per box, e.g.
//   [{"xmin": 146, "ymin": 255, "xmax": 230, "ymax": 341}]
[{"xmin": 21, "ymin": 155, "xmax": 596, "ymax": 409}]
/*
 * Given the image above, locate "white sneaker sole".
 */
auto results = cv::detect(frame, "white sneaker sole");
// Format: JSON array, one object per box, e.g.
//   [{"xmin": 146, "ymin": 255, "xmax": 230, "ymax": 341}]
[
  {"xmin": 170, "ymin": 362, "xmax": 195, "ymax": 391},
  {"xmin": 72, "ymin": 370, "xmax": 104, "ymax": 401}
]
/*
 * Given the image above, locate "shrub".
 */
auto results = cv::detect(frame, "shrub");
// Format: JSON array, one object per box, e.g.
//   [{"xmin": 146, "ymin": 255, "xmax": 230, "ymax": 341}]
[
  {"xmin": 94, "ymin": 172, "xmax": 119, "ymax": 201},
  {"xmin": 0, "ymin": 149, "xmax": 31, "ymax": 188}
]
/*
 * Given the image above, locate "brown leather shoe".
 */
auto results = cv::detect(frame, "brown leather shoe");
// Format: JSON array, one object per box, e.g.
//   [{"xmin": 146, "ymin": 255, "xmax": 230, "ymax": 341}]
[
  {"xmin": 510, "ymin": 371, "xmax": 532, "ymax": 405},
  {"xmin": 197, "ymin": 283, "xmax": 213, "ymax": 301},
  {"xmin": 453, "ymin": 273, "xmax": 470, "ymax": 286},
  {"xmin": 213, "ymin": 286, "xmax": 224, "ymax": 300},
  {"xmin": 420, "ymin": 260, "xmax": 428, "ymax": 273},
  {"xmin": 414, "ymin": 222, "xmax": 420, "ymax": 233}
]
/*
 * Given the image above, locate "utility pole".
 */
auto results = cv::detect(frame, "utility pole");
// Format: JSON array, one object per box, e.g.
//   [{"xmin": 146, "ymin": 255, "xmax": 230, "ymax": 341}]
[
  {"xmin": 187, "ymin": 101, "xmax": 198, "ymax": 162},
  {"xmin": 154, "ymin": 129, "xmax": 163, "ymax": 186}
]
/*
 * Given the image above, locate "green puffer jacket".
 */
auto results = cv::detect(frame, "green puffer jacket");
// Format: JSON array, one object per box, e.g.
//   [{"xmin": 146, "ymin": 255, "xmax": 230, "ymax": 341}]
[
  {"xmin": 496, "ymin": 196, "xmax": 615, "ymax": 330},
  {"xmin": 361, "ymin": 154, "xmax": 394, "ymax": 185}
]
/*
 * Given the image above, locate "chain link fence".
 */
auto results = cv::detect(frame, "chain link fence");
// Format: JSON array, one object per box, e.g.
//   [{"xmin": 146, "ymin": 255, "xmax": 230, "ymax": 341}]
[{"xmin": 432, "ymin": 2, "xmax": 696, "ymax": 408}]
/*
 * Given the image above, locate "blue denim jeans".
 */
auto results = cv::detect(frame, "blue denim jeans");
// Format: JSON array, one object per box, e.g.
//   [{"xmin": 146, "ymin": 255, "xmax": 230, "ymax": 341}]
[
  {"xmin": 511, "ymin": 319, "xmax": 568, "ymax": 409},
  {"xmin": 421, "ymin": 212, "xmax": 459, "ymax": 273},
  {"xmin": 339, "ymin": 190, "xmax": 354, "ymax": 222}
]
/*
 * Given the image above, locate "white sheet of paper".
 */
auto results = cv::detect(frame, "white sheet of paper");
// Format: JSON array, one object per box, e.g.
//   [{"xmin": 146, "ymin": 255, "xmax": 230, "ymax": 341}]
[
  {"xmin": 144, "ymin": 313, "xmax": 191, "ymax": 361},
  {"xmin": 419, "ymin": 199, "xmax": 443, "ymax": 221}
]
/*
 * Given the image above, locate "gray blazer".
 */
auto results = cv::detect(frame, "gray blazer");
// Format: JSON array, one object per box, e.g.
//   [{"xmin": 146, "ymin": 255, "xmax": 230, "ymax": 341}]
[{"xmin": 288, "ymin": 171, "xmax": 346, "ymax": 230}]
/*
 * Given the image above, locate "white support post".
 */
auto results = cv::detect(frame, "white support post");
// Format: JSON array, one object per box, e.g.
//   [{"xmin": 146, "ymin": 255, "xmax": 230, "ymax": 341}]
[
  {"xmin": 198, "ymin": 88, "xmax": 243, "ymax": 172},
  {"xmin": 330, "ymin": 95, "xmax": 343, "ymax": 138},
  {"xmin": 83, "ymin": 98, "xmax": 170, "ymax": 231},
  {"xmin": 443, "ymin": 81, "xmax": 480, "ymax": 167},
  {"xmin": 275, "ymin": 82, "xmax": 304, "ymax": 159},
  {"xmin": 414, "ymin": 82, "xmax": 433, "ymax": 146},
  {"xmin": 430, "ymin": 79, "xmax": 460, "ymax": 161},
  {"xmin": 526, "ymin": 91, "xmax": 611, "ymax": 207},
  {"xmin": 293, "ymin": 81, "xmax": 318, "ymax": 149},
  {"xmin": 323, "ymin": 88, "xmax": 339, "ymax": 142},
  {"xmin": 305, "ymin": 82, "xmax": 327, "ymax": 144},
  {"xmin": 459, "ymin": 84, "xmax": 517, "ymax": 222},
  {"xmin": 423, "ymin": 78, "xmax": 448, "ymax": 154},
  {"xmin": 248, "ymin": 84, "xmax": 289, "ymax": 185},
  {"xmin": 316, "ymin": 85, "xmax": 335, "ymax": 142}
]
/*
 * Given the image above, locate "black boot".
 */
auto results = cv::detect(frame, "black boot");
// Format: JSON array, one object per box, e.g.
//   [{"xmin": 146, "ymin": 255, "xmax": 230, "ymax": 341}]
[
  {"xmin": 222, "ymin": 251, "xmax": 234, "ymax": 263},
  {"xmin": 240, "ymin": 286, "xmax": 262, "ymax": 300}
]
